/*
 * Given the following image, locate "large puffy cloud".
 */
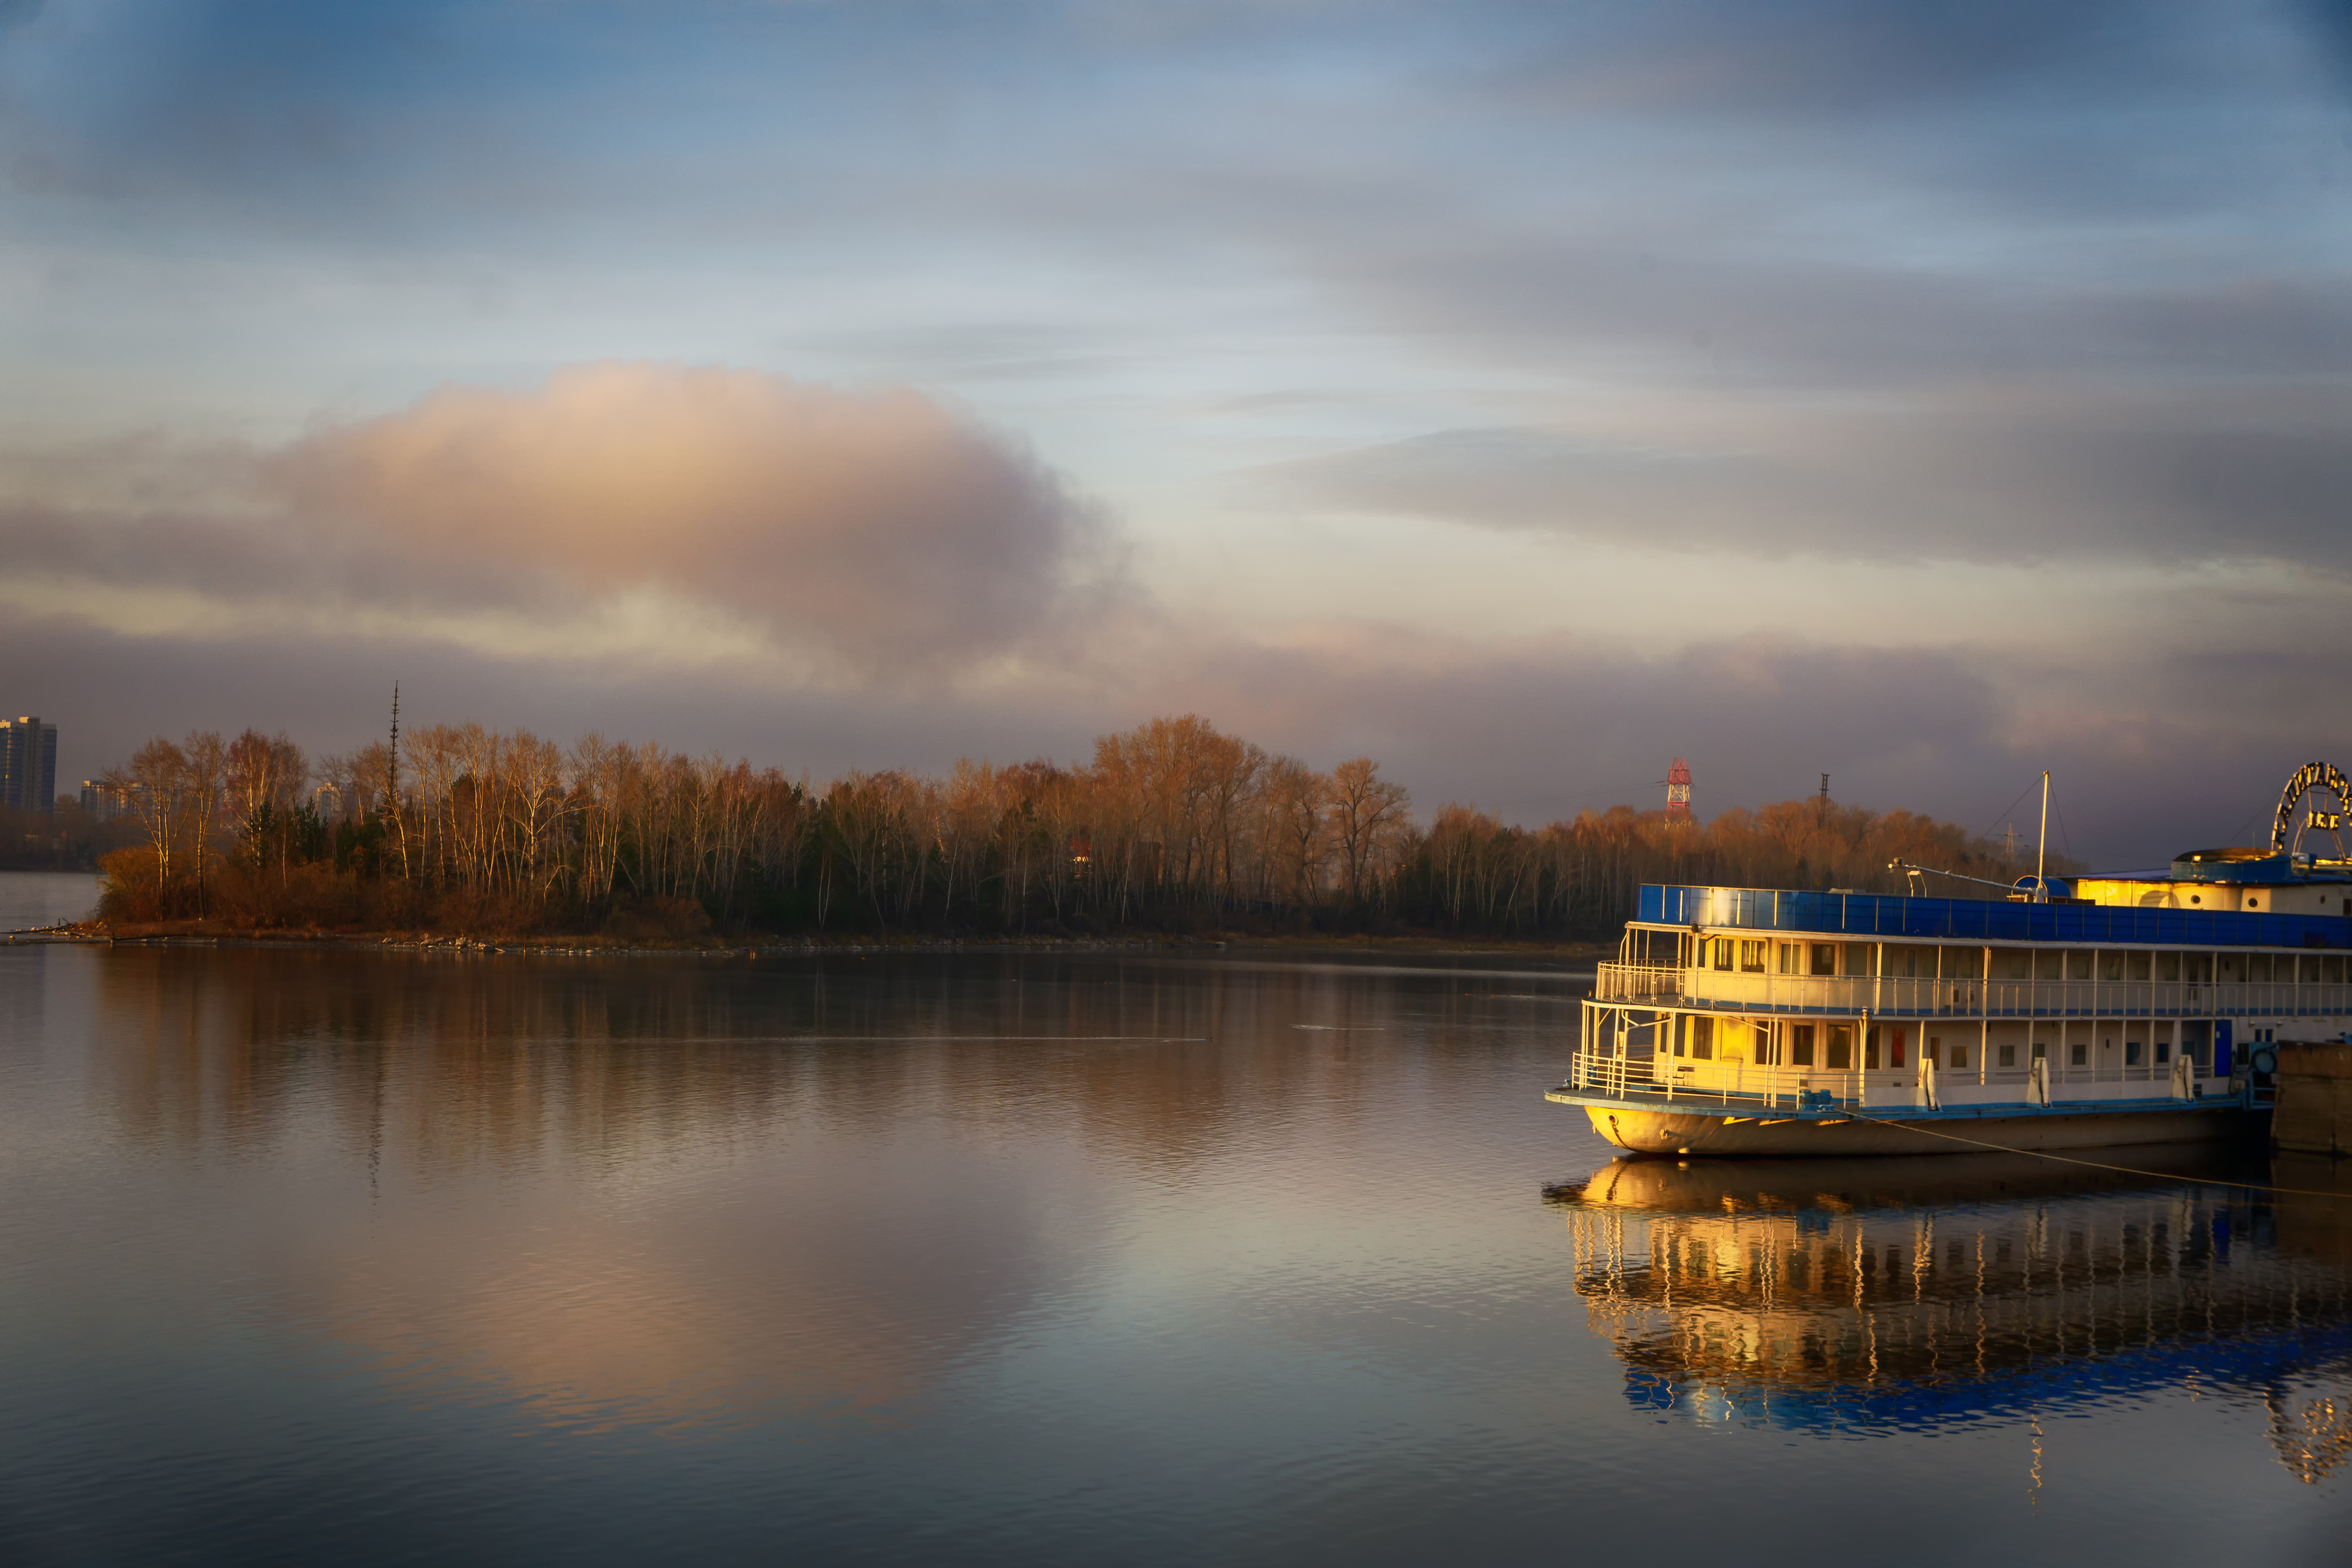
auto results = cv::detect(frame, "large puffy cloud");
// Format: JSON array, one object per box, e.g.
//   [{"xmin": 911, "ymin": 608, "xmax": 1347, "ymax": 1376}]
[
  {"xmin": 0, "ymin": 365, "xmax": 1110, "ymax": 676},
  {"xmin": 274, "ymin": 364, "xmax": 1104, "ymax": 667}
]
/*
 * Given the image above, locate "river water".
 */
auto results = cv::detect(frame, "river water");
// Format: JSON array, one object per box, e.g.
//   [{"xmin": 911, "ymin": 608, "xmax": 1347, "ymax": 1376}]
[
  {"xmin": 0, "ymin": 870, "xmax": 100, "ymax": 932},
  {"xmin": 1, "ymin": 935, "xmax": 2347, "ymax": 1564}
]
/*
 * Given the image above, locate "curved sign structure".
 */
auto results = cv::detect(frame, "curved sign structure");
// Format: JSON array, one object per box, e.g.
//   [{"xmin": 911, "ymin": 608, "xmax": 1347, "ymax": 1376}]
[{"xmin": 2272, "ymin": 762, "xmax": 2352, "ymax": 856}]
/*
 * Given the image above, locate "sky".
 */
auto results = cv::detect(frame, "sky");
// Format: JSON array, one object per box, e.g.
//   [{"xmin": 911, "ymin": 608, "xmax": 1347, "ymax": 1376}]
[{"xmin": 3, "ymin": 0, "xmax": 2350, "ymax": 864}]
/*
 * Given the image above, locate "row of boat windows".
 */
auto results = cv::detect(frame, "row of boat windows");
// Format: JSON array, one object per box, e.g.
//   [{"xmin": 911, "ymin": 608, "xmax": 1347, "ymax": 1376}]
[
  {"xmin": 1672, "ymin": 1016, "xmax": 2213, "ymax": 1070},
  {"xmin": 1695, "ymin": 937, "xmax": 2350, "ymax": 985}
]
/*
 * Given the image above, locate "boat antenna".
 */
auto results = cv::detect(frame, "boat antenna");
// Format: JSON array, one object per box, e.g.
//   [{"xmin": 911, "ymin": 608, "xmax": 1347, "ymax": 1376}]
[
  {"xmin": 2036, "ymin": 769, "xmax": 2050, "ymax": 902},
  {"xmin": 1888, "ymin": 859, "xmax": 2024, "ymax": 895}
]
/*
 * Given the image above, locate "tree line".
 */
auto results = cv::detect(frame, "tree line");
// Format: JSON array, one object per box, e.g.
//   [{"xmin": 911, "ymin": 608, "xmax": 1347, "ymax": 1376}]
[
  {"xmin": 90, "ymin": 712, "xmax": 2037, "ymax": 940},
  {"xmin": 0, "ymin": 799, "xmax": 136, "ymax": 872}
]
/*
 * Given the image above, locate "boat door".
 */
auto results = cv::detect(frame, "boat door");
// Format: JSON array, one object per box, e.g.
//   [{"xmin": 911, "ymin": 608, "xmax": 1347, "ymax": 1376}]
[{"xmin": 2213, "ymin": 1018, "xmax": 2233, "ymax": 1078}]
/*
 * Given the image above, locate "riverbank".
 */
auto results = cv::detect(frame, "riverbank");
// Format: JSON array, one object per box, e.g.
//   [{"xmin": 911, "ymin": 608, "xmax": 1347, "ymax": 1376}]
[{"xmin": 7, "ymin": 918, "xmax": 1610, "ymax": 964}]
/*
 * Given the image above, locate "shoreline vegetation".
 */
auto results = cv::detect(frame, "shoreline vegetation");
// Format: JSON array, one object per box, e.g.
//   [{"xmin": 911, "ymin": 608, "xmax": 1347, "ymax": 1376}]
[
  {"xmin": 11, "ymin": 925, "xmax": 1617, "ymax": 963},
  {"xmin": 73, "ymin": 711, "xmax": 2044, "ymax": 948}
]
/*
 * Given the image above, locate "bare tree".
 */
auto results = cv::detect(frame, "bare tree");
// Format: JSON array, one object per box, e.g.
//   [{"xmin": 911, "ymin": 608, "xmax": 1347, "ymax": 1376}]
[{"xmin": 1328, "ymin": 757, "xmax": 1409, "ymax": 909}]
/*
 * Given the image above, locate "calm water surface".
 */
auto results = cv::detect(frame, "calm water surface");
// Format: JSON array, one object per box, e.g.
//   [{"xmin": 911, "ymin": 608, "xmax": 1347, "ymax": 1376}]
[
  {"xmin": 0, "ymin": 870, "xmax": 101, "ymax": 931},
  {"xmin": 2, "ymin": 944, "xmax": 2347, "ymax": 1564}
]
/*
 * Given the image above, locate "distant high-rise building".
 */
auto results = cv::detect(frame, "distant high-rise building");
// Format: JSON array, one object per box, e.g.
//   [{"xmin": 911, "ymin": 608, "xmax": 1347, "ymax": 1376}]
[
  {"xmin": 82, "ymin": 778, "xmax": 137, "ymax": 825},
  {"xmin": 0, "ymin": 716, "xmax": 58, "ymax": 815}
]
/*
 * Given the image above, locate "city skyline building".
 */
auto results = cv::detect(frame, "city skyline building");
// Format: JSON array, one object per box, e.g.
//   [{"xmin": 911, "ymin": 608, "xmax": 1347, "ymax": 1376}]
[
  {"xmin": 80, "ymin": 778, "xmax": 136, "ymax": 825},
  {"xmin": 1, "ymin": 715, "xmax": 58, "ymax": 815}
]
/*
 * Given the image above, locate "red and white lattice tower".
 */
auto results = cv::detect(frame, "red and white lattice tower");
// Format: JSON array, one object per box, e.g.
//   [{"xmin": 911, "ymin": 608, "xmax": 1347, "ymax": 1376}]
[{"xmin": 1665, "ymin": 757, "xmax": 1692, "ymax": 822}]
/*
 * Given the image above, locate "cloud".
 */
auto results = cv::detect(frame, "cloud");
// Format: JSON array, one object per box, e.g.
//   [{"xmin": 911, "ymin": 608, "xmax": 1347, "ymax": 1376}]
[
  {"xmin": 278, "ymin": 364, "xmax": 1108, "ymax": 667},
  {"xmin": 1256, "ymin": 381, "xmax": 2352, "ymax": 567},
  {"xmin": 1483, "ymin": 0, "xmax": 2175, "ymax": 119},
  {"xmin": 1, "ymin": 364, "xmax": 1112, "ymax": 676}
]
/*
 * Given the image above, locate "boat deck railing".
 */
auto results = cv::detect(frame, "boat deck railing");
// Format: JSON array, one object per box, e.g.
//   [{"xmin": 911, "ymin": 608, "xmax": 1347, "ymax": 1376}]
[
  {"xmin": 1560, "ymin": 1045, "xmax": 2234, "ymax": 1114},
  {"xmin": 1596, "ymin": 962, "xmax": 2352, "ymax": 1021}
]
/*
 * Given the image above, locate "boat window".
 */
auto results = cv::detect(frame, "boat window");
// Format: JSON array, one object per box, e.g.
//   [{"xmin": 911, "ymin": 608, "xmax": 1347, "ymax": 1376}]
[
  {"xmin": 1889, "ymin": 1029, "xmax": 1907, "ymax": 1069},
  {"xmin": 2070, "ymin": 1042, "xmax": 2087, "ymax": 1066},
  {"xmin": 1828, "ymin": 1025, "xmax": 1852, "ymax": 1070},
  {"xmin": 1711, "ymin": 938, "xmax": 1734, "ymax": 971},
  {"xmin": 1998, "ymin": 1044, "xmax": 2016, "ymax": 1068},
  {"xmin": 1811, "ymin": 943, "xmax": 1837, "ymax": 976},
  {"xmin": 1998, "ymin": 950, "xmax": 2031, "ymax": 980},
  {"xmin": 1791, "ymin": 1024, "xmax": 1815, "ymax": 1067},
  {"xmin": 2031, "ymin": 1041, "xmax": 2047, "ymax": 1060},
  {"xmin": 1844, "ymin": 942, "xmax": 1873, "ymax": 976},
  {"xmin": 2102, "ymin": 951, "xmax": 2122, "ymax": 982},
  {"xmin": 1777, "ymin": 942, "xmax": 1801, "ymax": 975},
  {"xmin": 2126, "ymin": 1040, "xmax": 2143, "ymax": 1065},
  {"xmin": 2034, "ymin": 951, "xmax": 2065, "ymax": 981},
  {"xmin": 1864, "ymin": 1028, "xmax": 1880, "ymax": 1070},
  {"xmin": 2157, "ymin": 953, "xmax": 2180, "ymax": 982},
  {"xmin": 1739, "ymin": 939, "xmax": 1767, "ymax": 973},
  {"xmin": 2301, "ymin": 956, "xmax": 2323, "ymax": 984},
  {"xmin": 2067, "ymin": 951, "xmax": 2092, "ymax": 981},
  {"xmin": 2128, "ymin": 953, "xmax": 2151, "ymax": 982},
  {"xmin": 1950, "ymin": 1043, "xmax": 1968, "ymax": 1070},
  {"xmin": 2248, "ymin": 954, "xmax": 2272, "ymax": 983},
  {"xmin": 2156, "ymin": 1040, "xmax": 2171, "ymax": 1063},
  {"xmin": 1940, "ymin": 946, "xmax": 1982, "ymax": 979},
  {"xmin": 2329, "ymin": 956, "xmax": 2347, "ymax": 984},
  {"xmin": 1691, "ymin": 1016, "xmax": 1714, "ymax": 1060},
  {"xmin": 2185, "ymin": 955, "xmax": 2211, "ymax": 984},
  {"xmin": 1924, "ymin": 1035, "xmax": 1940, "ymax": 1067}
]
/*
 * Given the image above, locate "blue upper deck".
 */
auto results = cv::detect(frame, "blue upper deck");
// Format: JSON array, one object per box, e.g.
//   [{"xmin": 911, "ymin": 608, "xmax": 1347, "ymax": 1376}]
[{"xmin": 1641, "ymin": 884, "xmax": 2352, "ymax": 949}]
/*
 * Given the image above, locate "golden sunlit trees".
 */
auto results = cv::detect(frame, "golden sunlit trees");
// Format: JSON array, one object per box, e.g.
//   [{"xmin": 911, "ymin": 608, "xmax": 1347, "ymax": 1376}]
[
  {"xmin": 1392, "ymin": 795, "xmax": 2058, "ymax": 937},
  {"xmin": 1328, "ymin": 757, "xmax": 1411, "ymax": 909},
  {"xmin": 96, "ymin": 731, "xmax": 229, "ymax": 919},
  {"xmin": 93, "ymin": 707, "xmax": 2029, "ymax": 941}
]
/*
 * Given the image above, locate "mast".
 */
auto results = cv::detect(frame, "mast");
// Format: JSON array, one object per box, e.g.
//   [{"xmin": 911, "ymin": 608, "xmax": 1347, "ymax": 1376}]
[{"xmin": 2035, "ymin": 770, "xmax": 2049, "ymax": 902}]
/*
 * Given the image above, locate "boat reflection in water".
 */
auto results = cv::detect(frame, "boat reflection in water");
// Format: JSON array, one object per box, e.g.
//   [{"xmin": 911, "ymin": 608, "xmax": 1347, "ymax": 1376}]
[{"xmin": 1547, "ymin": 1148, "xmax": 2352, "ymax": 1483}]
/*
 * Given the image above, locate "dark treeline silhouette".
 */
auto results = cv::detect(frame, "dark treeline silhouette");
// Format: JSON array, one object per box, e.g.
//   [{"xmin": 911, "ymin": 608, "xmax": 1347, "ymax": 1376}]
[
  {"xmin": 89, "ymin": 713, "xmax": 2043, "ymax": 941},
  {"xmin": 0, "ymin": 799, "xmax": 135, "ymax": 871}
]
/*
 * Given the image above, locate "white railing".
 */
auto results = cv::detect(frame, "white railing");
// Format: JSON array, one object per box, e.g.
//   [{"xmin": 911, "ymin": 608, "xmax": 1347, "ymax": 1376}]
[
  {"xmin": 1563, "ymin": 1046, "xmax": 2214, "ymax": 1110},
  {"xmin": 1572, "ymin": 1049, "xmax": 1639, "ymax": 1097},
  {"xmin": 1594, "ymin": 962, "xmax": 2352, "ymax": 1020}
]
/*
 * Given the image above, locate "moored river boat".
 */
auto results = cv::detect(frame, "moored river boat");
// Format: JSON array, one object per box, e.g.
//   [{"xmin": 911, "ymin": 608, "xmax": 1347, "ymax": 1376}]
[{"xmin": 1546, "ymin": 765, "xmax": 2352, "ymax": 1156}]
